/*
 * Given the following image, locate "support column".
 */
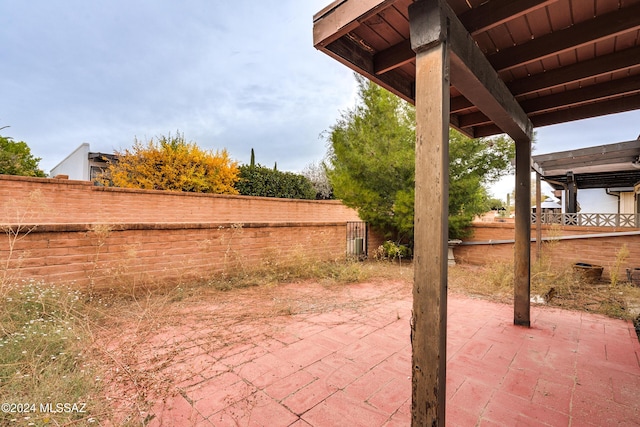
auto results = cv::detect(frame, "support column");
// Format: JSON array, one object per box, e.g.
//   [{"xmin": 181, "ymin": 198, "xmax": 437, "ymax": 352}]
[
  {"xmin": 409, "ymin": 1, "xmax": 449, "ymax": 425},
  {"xmin": 536, "ymin": 172, "xmax": 542, "ymax": 262},
  {"xmin": 514, "ymin": 138, "xmax": 532, "ymax": 327},
  {"xmin": 567, "ymin": 171, "xmax": 577, "ymax": 214}
]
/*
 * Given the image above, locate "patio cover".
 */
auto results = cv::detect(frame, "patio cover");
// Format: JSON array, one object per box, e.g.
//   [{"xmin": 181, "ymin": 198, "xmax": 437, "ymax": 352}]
[
  {"xmin": 533, "ymin": 138, "xmax": 640, "ymax": 190},
  {"xmin": 313, "ymin": 1, "xmax": 640, "ymax": 425},
  {"xmin": 313, "ymin": 0, "xmax": 640, "ymax": 137}
]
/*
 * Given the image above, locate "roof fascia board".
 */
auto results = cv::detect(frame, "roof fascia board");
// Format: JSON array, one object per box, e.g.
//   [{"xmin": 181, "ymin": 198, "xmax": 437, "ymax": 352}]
[{"xmin": 313, "ymin": 0, "xmax": 398, "ymax": 48}]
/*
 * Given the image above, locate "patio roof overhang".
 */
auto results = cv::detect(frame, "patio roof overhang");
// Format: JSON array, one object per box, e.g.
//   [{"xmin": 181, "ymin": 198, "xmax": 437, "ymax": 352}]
[
  {"xmin": 314, "ymin": 0, "xmax": 640, "ymax": 140},
  {"xmin": 533, "ymin": 139, "xmax": 640, "ymax": 190}
]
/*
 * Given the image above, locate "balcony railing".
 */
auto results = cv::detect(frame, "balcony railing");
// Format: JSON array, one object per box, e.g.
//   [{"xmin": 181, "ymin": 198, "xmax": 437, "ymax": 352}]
[{"xmin": 531, "ymin": 213, "xmax": 640, "ymax": 228}]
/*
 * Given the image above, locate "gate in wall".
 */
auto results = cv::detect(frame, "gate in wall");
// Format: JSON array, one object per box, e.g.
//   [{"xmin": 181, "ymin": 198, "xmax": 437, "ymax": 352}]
[{"xmin": 346, "ymin": 221, "xmax": 367, "ymax": 259}]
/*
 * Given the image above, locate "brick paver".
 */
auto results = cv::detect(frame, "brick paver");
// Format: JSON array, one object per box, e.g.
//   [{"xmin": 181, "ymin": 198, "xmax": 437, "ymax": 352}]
[{"xmin": 148, "ymin": 284, "xmax": 640, "ymax": 426}]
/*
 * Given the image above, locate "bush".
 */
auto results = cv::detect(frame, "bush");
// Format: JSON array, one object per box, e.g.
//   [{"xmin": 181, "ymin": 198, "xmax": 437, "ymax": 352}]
[
  {"xmin": 102, "ymin": 132, "xmax": 239, "ymax": 194},
  {"xmin": 235, "ymin": 164, "xmax": 316, "ymax": 199},
  {"xmin": 374, "ymin": 241, "xmax": 412, "ymax": 262}
]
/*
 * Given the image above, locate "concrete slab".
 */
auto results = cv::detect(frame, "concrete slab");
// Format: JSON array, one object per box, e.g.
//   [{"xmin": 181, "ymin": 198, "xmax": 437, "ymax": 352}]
[{"xmin": 146, "ymin": 283, "xmax": 640, "ymax": 426}]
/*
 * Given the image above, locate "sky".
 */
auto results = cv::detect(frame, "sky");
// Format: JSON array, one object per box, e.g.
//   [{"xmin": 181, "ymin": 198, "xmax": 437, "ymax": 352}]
[{"xmin": 2, "ymin": 1, "xmax": 639, "ymax": 199}]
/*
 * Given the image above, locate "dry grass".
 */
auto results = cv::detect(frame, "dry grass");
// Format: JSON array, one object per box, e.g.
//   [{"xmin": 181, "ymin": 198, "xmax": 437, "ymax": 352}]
[
  {"xmin": 449, "ymin": 261, "xmax": 640, "ymax": 321},
  {"xmin": 2, "ymin": 255, "xmax": 639, "ymax": 425}
]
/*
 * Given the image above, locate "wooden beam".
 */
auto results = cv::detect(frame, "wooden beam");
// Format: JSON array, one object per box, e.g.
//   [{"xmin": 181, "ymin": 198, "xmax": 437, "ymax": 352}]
[
  {"xmin": 488, "ymin": 3, "xmax": 640, "ymax": 72},
  {"xmin": 321, "ymin": 37, "xmax": 415, "ymax": 102},
  {"xmin": 459, "ymin": 0, "xmax": 559, "ymax": 35},
  {"xmin": 409, "ymin": 1, "xmax": 449, "ymax": 424},
  {"xmin": 514, "ymin": 138, "xmax": 531, "ymax": 327},
  {"xmin": 374, "ymin": 39, "xmax": 414, "ymax": 75},
  {"xmin": 507, "ymin": 46, "xmax": 640, "ymax": 97},
  {"xmin": 530, "ymin": 94, "xmax": 640, "ymax": 128},
  {"xmin": 439, "ymin": 1, "xmax": 534, "ymax": 142},
  {"xmin": 520, "ymin": 76, "xmax": 640, "ymax": 115},
  {"xmin": 450, "ymin": 95, "xmax": 474, "ymax": 113},
  {"xmin": 472, "ymin": 94, "xmax": 640, "ymax": 136},
  {"xmin": 459, "ymin": 76, "xmax": 640, "ymax": 129}
]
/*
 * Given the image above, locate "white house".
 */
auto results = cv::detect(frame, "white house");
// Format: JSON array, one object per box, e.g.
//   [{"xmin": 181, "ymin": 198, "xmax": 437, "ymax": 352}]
[{"xmin": 50, "ymin": 143, "xmax": 115, "ymax": 182}]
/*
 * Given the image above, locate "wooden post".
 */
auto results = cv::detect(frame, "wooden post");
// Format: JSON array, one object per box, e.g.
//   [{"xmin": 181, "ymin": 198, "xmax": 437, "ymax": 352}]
[
  {"xmin": 409, "ymin": 2, "xmax": 449, "ymax": 425},
  {"xmin": 514, "ymin": 138, "xmax": 532, "ymax": 326},
  {"xmin": 536, "ymin": 172, "xmax": 542, "ymax": 262}
]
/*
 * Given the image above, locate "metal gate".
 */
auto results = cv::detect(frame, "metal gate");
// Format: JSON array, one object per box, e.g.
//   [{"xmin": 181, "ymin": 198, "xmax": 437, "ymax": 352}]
[{"xmin": 346, "ymin": 221, "xmax": 367, "ymax": 259}]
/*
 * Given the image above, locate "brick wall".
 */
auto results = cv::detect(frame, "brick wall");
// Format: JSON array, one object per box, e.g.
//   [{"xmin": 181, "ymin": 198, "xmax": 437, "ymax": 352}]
[
  {"xmin": 455, "ymin": 222, "xmax": 640, "ymax": 280},
  {"xmin": 0, "ymin": 175, "xmax": 360, "ymax": 224},
  {"xmin": 0, "ymin": 175, "xmax": 363, "ymax": 288}
]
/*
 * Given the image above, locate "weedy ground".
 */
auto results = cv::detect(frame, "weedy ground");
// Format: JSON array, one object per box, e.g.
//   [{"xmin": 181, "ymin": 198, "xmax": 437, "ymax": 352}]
[{"xmin": 1, "ymin": 258, "xmax": 639, "ymax": 425}]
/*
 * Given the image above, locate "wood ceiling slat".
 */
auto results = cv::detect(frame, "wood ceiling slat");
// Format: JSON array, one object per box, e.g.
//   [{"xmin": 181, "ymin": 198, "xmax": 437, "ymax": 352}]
[
  {"xmin": 569, "ymin": 0, "xmax": 594, "ymax": 23},
  {"xmin": 613, "ymin": 31, "xmax": 640, "ymax": 51},
  {"xmin": 472, "ymin": 32, "xmax": 498, "ymax": 55},
  {"xmin": 574, "ymin": 44, "xmax": 596, "ymax": 63},
  {"xmin": 502, "ymin": 15, "xmax": 534, "ymax": 46},
  {"xmin": 315, "ymin": 0, "xmax": 640, "ymax": 138},
  {"xmin": 530, "ymin": 93, "xmax": 640, "ymax": 126},
  {"xmin": 521, "ymin": 75, "xmax": 640, "ymax": 114},
  {"xmin": 458, "ymin": 0, "xmax": 558, "ymax": 35},
  {"xmin": 352, "ymin": 22, "xmax": 391, "ymax": 51},
  {"xmin": 594, "ymin": 38, "xmax": 616, "ymax": 58},
  {"xmin": 540, "ymin": 54, "xmax": 563, "ymax": 73},
  {"xmin": 378, "ymin": 5, "xmax": 409, "ymax": 39},
  {"xmin": 595, "ymin": 0, "xmax": 624, "ymax": 16},
  {"xmin": 487, "ymin": 3, "xmax": 640, "ymax": 72},
  {"xmin": 479, "ymin": 24, "xmax": 515, "ymax": 53},
  {"xmin": 545, "ymin": 0, "xmax": 571, "ymax": 30},
  {"xmin": 506, "ymin": 46, "xmax": 640, "ymax": 96},
  {"xmin": 363, "ymin": 12, "xmax": 404, "ymax": 46},
  {"xmin": 517, "ymin": 5, "xmax": 552, "ymax": 36}
]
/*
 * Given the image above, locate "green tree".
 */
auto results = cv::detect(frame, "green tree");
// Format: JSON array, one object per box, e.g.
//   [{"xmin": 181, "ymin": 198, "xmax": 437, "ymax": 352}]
[
  {"xmin": 102, "ymin": 132, "xmax": 239, "ymax": 194},
  {"xmin": 325, "ymin": 75, "xmax": 415, "ymax": 241},
  {"xmin": 325, "ymin": 76, "xmax": 515, "ymax": 243},
  {"xmin": 0, "ymin": 135, "xmax": 46, "ymax": 177},
  {"xmin": 236, "ymin": 164, "xmax": 316, "ymax": 199}
]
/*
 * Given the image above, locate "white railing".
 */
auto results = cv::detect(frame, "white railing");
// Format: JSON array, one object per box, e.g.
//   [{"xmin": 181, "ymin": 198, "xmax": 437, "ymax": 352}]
[{"xmin": 531, "ymin": 213, "xmax": 640, "ymax": 228}]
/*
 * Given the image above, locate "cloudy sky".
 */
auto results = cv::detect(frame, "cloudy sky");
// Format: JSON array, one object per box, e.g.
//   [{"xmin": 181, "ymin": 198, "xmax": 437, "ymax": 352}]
[{"xmin": 2, "ymin": 1, "xmax": 639, "ymax": 197}]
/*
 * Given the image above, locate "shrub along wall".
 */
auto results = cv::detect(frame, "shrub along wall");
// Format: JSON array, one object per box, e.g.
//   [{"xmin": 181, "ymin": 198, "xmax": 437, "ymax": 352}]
[
  {"xmin": 455, "ymin": 222, "xmax": 640, "ymax": 280},
  {"xmin": 0, "ymin": 175, "xmax": 365, "ymax": 288}
]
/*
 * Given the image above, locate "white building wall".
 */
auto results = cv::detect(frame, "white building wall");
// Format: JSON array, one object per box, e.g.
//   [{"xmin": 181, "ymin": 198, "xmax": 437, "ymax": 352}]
[
  {"xmin": 620, "ymin": 192, "xmax": 636, "ymax": 214},
  {"xmin": 561, "ymin": 188, "xmax": 618, "ymax": 213},
  {"xmin": 49, "ymin": 143, "xmax": 90, "ymax": 180}
]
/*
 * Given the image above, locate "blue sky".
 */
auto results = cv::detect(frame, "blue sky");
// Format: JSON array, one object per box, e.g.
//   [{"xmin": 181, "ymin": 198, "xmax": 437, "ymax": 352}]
[{"xmin": 2, "ymin": 1, "xmax": 639, "ymax": 198}]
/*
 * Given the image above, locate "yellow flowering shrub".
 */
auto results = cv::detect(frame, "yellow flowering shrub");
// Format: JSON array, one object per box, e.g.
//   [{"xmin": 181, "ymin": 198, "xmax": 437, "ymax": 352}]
[{"xmin": 102, "ymin": 133, "xmax": 239, "ymax": 194}]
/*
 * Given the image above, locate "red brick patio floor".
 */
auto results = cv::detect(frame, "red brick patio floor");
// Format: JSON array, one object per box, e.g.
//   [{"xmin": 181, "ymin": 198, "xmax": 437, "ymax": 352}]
[{"xmin": 147, "ymin": 283, "xmax": 640, "ymax": 426}]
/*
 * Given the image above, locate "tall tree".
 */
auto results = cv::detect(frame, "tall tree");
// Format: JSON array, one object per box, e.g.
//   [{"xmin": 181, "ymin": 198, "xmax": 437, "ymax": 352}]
[
  {"xmin": 0, "ymin": 135, "xmax": 46, "ymax": 177},
  {"xmin": 325, "ymin": 76, "xmax": 515, "ymax": 243},
  {"xmin": 102, "ymin": 132, "xmax": 239, "ymax": 194},
  {"xmin": 326, "ymin": 75, "xmax": 415, "ymax": 241}
]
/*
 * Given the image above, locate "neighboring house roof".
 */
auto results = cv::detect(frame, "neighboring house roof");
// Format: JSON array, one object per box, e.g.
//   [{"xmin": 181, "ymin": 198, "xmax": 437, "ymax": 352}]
[{"xmin": 532, "ymin": 139, "xmax": 640, "ymax": 190}]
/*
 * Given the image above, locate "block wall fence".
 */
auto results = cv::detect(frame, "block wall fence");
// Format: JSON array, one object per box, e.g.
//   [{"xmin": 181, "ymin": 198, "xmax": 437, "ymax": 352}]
[
  {"xmin": 455, "ymin": 222, "xmax": 640, "ymax": 280},
  {"xmin": 0, "ymin": 175, "xmax": 383, "ymax": 289}
]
